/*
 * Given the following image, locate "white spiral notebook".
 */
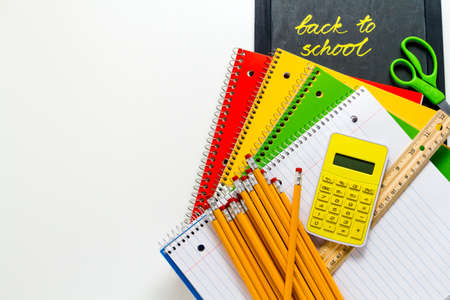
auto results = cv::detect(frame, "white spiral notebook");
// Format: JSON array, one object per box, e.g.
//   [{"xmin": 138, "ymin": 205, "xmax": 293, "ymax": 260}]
[{"xmin": 161, "ymin": 87, "xmax": 450, "ymax": 299}]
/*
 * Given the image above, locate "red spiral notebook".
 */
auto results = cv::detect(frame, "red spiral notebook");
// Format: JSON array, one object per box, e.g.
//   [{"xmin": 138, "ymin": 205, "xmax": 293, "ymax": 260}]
[{"xmin": 188, "ymin": 49, "xmax": 271, "ymax": 222}]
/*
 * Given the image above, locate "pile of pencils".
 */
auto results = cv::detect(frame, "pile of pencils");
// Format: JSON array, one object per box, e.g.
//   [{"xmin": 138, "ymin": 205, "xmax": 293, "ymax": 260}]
[{"xmin": 205, "ymin": 154, "xmax": 343, "ymax": 300}]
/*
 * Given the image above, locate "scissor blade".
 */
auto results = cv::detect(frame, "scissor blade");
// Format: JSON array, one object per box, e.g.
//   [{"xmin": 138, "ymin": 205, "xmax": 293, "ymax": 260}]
[{"xmin": 437, "ymin": 99, "xmax": 450, "ymax": 116}]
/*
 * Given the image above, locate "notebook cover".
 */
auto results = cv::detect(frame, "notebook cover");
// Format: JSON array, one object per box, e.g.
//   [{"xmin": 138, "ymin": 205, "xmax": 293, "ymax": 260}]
[
  {"xmin": 259, "ymin": 49, "xmax": 449, "ymax": 179},
  {"xmin": 357, "ymin": 78, "xmax": 423, "ymax": 105},
  {"xmin": 254, "ymin": 0, "xmax": 445, "ymax": 109},
  {"xmin": 220, "ymin": 49, "xmax": 315, "ymax": 186},
  {"xmin": 190, "ymin": 49, "xmax": 271, "ymax": 221},
  {"xmin": 254, "ymin": 67, "xmax": 353, "ymax": 167}
]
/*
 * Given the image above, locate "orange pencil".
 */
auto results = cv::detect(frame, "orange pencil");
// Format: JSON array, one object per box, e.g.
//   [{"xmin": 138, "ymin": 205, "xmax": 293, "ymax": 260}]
[
  {"xmin": 205, "ymin": 206, "xmax": 260, "ymax": 299},
  {"xmin": 284, "ymin": 168, "xmax": 302, "ymax": 300},
  {"xmin": 239, "ymin": 176, "xmax": 314, "ymax": 300},
  {"xmin": 272, "ymin": 179, "xmax": 344, "ymax": 300}
]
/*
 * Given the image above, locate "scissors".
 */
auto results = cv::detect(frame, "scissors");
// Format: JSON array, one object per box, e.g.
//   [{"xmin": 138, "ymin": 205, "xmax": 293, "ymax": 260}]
[{"xmin": 390, "ymin": 36, "xmax": 450, "ymax": 115}]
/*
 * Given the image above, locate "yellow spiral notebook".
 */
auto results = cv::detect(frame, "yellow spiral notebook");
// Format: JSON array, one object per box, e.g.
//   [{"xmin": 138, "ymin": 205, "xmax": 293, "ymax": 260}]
[{"xmin": 220, "ymin": 49, "xmax": 315, "ymax": 186}]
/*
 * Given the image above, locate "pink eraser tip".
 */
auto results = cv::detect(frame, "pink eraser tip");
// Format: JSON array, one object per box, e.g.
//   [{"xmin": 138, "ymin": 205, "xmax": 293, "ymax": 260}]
[
  {"xmin": 245, "ymin": 154, "xmax": 252, "ymax": 159},
  {"xmin": 246, "ymin": 168, "xmax": 253, "ymax": 173},
  {"xmin": 232, "ymin": 176, "xmax": 239, "ymax": 182},
  {"xmin": 260, "ymin": 169, "xmax": 266, "ymax": 174},
  {"xmin": 241, "ymin": 175, "xmax": 248, "ymax": 181},
  {"xmin": 296, "ymin": 168, "xmax": 302, "ymax": 173},
  {"xmin": 270, "ymin": 178, "xmax": 278, "ymax": 184}
]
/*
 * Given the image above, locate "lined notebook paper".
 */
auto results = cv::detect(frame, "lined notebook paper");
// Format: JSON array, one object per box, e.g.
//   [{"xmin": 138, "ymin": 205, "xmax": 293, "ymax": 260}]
[
  {"xmin": 265, "ymin": 87, "xmax": 450, "ymax": 299},
  {"xmin": 160, "ymin": 216, "xmax": 251, "ymax": 300}
]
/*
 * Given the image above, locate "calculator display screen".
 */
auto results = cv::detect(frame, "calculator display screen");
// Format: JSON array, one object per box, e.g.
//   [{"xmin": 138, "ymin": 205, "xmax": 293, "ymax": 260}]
[{"xmin": 333, "ymin": 153, "xmax": 375, "ymax": 175}]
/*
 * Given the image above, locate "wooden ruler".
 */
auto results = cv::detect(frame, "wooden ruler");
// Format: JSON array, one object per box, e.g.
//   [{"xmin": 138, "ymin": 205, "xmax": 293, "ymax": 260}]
[{"xmin": 318, "ymin": 110, "xmax": 450, "ymax": 274}]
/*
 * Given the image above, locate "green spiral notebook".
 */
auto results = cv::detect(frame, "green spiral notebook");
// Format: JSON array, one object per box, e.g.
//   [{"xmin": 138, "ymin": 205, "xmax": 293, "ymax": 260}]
[{"xmin": 254, "ymin": 67, "xmax": 353, "ymax": 167}]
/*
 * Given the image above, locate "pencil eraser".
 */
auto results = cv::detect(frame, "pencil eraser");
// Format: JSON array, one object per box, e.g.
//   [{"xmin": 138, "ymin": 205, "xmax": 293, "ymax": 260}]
[
  {"xmin": 270, "ymin": 178, "xmax": 278, "ymax": 184},
  {"xmin": 246, "ymin": 168, "xmax": 253, "ymax": 173},
  {"xmin": 241, "ymin": 175, "xmax": 248, "ymax": 181},
  {"xmin": 245, "ymin": 154, "xmax": 252, "ymax": 159},
  {"xmin": 296, "ymin": 167, "xmax": 302, "ymax": 173},
  {"xmin": 219, "ymin": 204, "xmax": 226, "ymax": 211},
  {"xmin": 232, "ymin": 176, "xmax": 239, "ymax": 182},
  {"xmin": 260, "ymin": 169, "xmax": 266, "ymax": 174}
]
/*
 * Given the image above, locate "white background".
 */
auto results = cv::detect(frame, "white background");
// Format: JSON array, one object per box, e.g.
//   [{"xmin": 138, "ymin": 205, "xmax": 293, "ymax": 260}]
[{"xmin": 0, "ymin": 1, "xmax": 448, "ymax": 299}]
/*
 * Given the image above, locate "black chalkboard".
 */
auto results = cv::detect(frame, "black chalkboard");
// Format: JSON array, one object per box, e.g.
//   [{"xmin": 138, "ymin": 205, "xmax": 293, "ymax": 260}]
[{"xmin": 255, "ymin": 0, "xmax": 445, "ymax": 109}]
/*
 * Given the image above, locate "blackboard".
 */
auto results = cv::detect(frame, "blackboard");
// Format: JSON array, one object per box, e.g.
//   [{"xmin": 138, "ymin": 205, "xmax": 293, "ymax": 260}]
[{"xmin": 255, "ymin": 0, "xmax": 445, "ymax": 109}]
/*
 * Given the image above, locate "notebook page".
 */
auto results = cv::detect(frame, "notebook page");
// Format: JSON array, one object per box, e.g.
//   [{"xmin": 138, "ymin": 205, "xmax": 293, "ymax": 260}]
[
  {"xmin": 161, "ymin": 216, "xmax": 251, "ymax": 300},
  {"xmin": 264, "ymin": 87, "xmax": 450, "ymax": 299}
]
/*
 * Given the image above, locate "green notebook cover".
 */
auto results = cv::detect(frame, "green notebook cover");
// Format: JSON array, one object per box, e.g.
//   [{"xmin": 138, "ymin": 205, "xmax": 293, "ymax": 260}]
[
  {"xmin": 390, "ymin": 113, "xmax": 450, "ymax": 181},
  {"xmin": 254, "ymin": 67, "xmax": 353, "ymax": 167}
]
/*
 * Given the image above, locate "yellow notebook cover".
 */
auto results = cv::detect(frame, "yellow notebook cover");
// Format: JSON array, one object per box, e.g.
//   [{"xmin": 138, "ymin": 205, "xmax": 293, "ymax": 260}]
[{"xmin": 220, "ymin": 49, "xmax": 314, "ymax": 186}]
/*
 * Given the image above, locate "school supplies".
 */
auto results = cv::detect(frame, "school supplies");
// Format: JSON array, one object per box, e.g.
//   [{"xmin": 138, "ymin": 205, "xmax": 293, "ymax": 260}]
[
  {"xmin": 319, "ymin": 109, "xmax": 450, "ymax": 273},
  {"xmin": 220, "ymin": 49, "xmax": 316, "ymax": 186},
  {"xmin": 245, "ymin": 157, "xmax": 342, "ymax": 300},
  {"xmin": 188, "ymin": 49, "xmax": 271, "ymax": 221},
  {"xmin": 390, "ymin": 36, "xmax": 449, "ymax": 115},
  {"xmin": 254, "ymin": 67, "xmax": 353, "ymax": 166},
  {"xmin": 255, "ymin": 0, "xmax": 446, "ymax": 104},
  {"xmin": 306, "ymin": 134, "xmax": 388, "ymax": 247},
  {"xmin": 264, "ymin": 87, "xmax": 450, "ymax": 299}
]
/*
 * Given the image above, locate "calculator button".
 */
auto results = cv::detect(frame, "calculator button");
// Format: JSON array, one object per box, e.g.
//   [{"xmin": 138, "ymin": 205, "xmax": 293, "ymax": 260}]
[
  {"xmin": 355, "ymin": 212, "xmax": 368, "ymax": 222},
  {"xmin": 359, "ymin": 195, "xmax": 373, "ymax": 205},
  {"xmin": 317, "ymin": 193, "xmax": 330, "ymax": 202},
  {"xmin": 312, "ymin": 210, "xmax": 326, "ymax": 219},
  {"xmin": 323, "ymin": 223, "xmax": 336, "ymax": 233},
  {"xmin": 310, "ymin": 218, "xmax": 322, "ymax": 228},
  {"xmin": 320, "ymin": 184, "xmax": 333, "ymax": 194},
  {"xmin": 328, "ymin": 204, "xmax": 341, "ymax": 215},
  {"xmin": 344, "ymin": 199, "xmax": 356, "ymax": 210},
  {"xmin": 357, "ymin": 203, "xmax": 371, "ymax": 214},
  {"xmin": 349, "ymin": 183, "xmax": 361, "ymax": 191},
  {"xmin": 341, "ymin": 208, "xmax": 354, "ymax": 219},
  {"xmin": 362, "ymin": 186, "xmax": 375, "ymax": 195},
  {"xmin": 337, "ymin": 227, "xmax": 349, "ymax": 236},
  {"xmin": 351, "ymin": 222, "xmax": 365, "ymax": 240},
  {"xmin": 334, "ymin": 188, "xmax": 345, "ymax": 197},
  {"xmin": 315, "ymin": 201, "xmax": 329, "ymax": 211},
  {"xmin": 331, "ymin": 196, "xmax": 343, "ymax": 206},
  {"xmin": 322, "ymin": 175, "xmax": 334, "ymax": 184},
  {"xmin": 346, "ymin": 191, "xmax": 358, "ymax": 201},
  {"xmin": 335, "ymin": 179, "xmax": 347, "ymax": 187},
  {"xmin": 338, "ymin": 217, "xmax": 351, "ymax": 227},
  {"xmin": 326, "ymin": 214, "xmax": 338, "ymax": 224}
]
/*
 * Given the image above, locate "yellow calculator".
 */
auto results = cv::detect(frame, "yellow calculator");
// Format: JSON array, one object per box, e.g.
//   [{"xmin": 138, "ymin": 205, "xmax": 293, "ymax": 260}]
[{"xmin": 306, "ymin": 133, "xmax": 388, "ymax": 247}]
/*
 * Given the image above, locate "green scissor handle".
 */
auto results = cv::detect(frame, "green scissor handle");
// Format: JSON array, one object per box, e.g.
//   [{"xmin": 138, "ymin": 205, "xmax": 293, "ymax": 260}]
[
  {"xmin": 390, "ymin": 36, "xmax": 444, "ymax": 106},
  {"xmin": 401, "ymin": 36, "xmax": 438, "ymax": 87}
]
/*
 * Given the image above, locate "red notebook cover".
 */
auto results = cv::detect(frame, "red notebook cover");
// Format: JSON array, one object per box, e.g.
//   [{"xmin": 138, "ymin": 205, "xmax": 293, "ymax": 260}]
[
  {"xmin": 357, "ymin": 77, "xmax": 423, "ymax": 104},
  {"xmin": 189, "ymin": 49, "xmax": 271, "ymax": 221}
]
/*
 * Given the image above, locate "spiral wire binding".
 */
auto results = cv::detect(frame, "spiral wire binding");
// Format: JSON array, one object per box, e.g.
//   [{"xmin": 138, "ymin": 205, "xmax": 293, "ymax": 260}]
[
  {"xmin": 160, "ymin": 207, "xmax": 211, "ymax": 255},
  {"xmin": 249, "ymin": 63, "xmax": 314, "ymax": 160},
  {"xmin": 222, "ymin": 48, "xmax": 314, "ymax": 176},
  {"xmin": 263, "ymin": 88, "xmax": 365, "ymax": 172},
  {"xmin": 183, "ymin": 48, "xmax": 263, "ymax": 224},
  {"xmin": 217, "ymin": 54, "xmax": 272, "ymax": 184}
]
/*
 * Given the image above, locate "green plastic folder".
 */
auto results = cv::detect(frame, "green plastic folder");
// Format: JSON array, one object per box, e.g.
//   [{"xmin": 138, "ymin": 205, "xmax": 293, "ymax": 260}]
[{"xmin": 254, "ymin": 67, "xmax": 353, "ymax": 167}]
